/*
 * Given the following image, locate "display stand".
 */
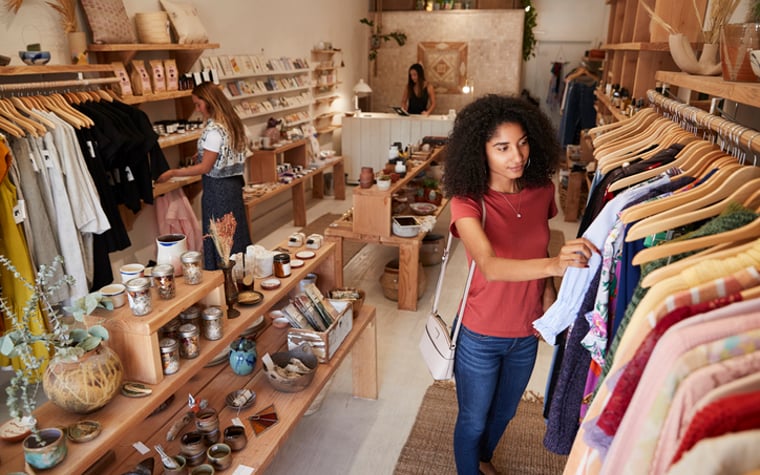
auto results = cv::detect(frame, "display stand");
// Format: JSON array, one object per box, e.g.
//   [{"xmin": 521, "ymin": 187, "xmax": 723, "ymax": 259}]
[{"xmin": 325, "ymin": 147, "xmax": 447, "ymax": 311}]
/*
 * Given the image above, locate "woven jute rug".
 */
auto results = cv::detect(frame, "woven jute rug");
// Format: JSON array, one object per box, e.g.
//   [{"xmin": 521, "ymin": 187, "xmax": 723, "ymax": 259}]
[
  {"xmin": 394, "ymin": 381, "xmax": 567, "ymax": 475},
  {"xmin": 299, "ymin": 213, "xmax": 365, "ymax": 265}
]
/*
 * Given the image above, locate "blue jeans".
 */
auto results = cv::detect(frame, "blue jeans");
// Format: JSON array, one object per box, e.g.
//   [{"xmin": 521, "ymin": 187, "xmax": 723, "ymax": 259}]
[{"xmin": 453, "ymin": 325, "xmax": 538, "ymax": 475}]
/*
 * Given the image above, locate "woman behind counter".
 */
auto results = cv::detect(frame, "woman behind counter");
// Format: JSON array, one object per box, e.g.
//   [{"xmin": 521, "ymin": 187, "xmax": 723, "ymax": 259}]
[
  {"xmin": 156, "ymin": 82, "xmax": 252, "ymax": 270},
  {"xmin": 402, "ymin": 63, "xmax": 436, "ymax": 115}
]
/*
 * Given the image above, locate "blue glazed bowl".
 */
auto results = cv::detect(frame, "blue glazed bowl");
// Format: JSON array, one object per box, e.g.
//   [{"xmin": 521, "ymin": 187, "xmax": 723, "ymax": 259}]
[
  {"xmin": 19, "ymin": 51, "xmax": 51, "ymax": 65},
  {"xmin": 23, "ymin": 427, "xmax": 67, "ymax": 470}
]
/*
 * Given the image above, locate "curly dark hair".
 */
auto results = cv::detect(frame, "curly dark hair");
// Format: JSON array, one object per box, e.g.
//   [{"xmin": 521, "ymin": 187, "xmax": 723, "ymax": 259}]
[{"xmin": 442, "ymin": 94, "xmax": 560, "ymax": 200}]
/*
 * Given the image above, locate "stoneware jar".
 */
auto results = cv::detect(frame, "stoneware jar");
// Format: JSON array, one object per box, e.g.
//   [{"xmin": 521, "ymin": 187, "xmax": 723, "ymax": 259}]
[
  {"xmin": 156, "ymin": 233, "xmax": 188, "ymax": 276},
  {"xmin": 229, "ymin": 338, "xmax": 257, "ymax": 376}
]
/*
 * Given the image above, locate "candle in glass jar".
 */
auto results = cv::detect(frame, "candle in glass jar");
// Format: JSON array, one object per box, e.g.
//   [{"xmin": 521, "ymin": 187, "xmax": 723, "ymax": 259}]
[
  {"xmin": 126, "ymin": 277, "xmax": 152, "ymax": 316},
  {"xmin": 152, "ymin": 264, "xmax": 176, "ymax": 300},
  {"xmin": 181, "ymin": 251, "xmax": 203, "ymax": 285}
]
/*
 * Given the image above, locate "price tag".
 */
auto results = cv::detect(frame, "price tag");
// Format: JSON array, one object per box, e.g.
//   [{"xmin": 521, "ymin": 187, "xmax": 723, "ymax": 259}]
[
  {"xmin": 232, "ymin": 465, "xmax": 255, "ymax": 475},
  {"xmin": 231, "ymin": 417, "xmax": 243, "ymax": 427},
  {"xmin": 132, "ymin": 441, "xmax": 150, "ymax": 455},
  {"xmin": 125, "ymin": 166, "xmax": 135, "ymax": 182},
  {"xmin": 86, "ymin": 140, "xmax": 96, "ymax": 159},
  {"xmin": 12, "ymin": 200, "xmax": 26, "ymax": 224}
]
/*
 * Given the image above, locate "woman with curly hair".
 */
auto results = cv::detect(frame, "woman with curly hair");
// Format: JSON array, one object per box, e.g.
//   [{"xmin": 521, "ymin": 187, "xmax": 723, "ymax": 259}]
[
  {"xmin": 443, "ymin": 95, "xmax": 596, "ymax": 475},
  {"xmin": 156, "ymin": 82, "xmax": 252, "ymax": 270}
]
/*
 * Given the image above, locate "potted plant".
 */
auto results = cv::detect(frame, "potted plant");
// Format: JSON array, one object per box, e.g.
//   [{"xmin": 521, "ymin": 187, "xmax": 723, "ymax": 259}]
[
  {"xmin": 360, "ymin": 17, "xmax": 407, "ymax": 61},
  {"xmin": 0, "ymin": 255, "xmax": 121, "ymax": 427},
  {"xmin": 376, "ymin": 174, "xmax": 392, "ymax": 190}
]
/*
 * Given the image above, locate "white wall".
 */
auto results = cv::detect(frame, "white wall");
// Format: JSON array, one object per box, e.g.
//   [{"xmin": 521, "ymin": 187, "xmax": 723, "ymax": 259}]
[{"xmin": 521, "ymin": 0, "xmax": 609, "ymax": 126}]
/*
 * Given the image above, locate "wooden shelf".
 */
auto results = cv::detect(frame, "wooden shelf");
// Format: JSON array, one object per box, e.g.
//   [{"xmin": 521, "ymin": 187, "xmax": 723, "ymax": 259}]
[
  {"xmin": 157, "ymin": 129, "xmax": 203, "ymax": 149},
  {"xmin": 602, "ymin": 42, "xmax": 672, "ymax": 52},
  {"xmin": 228, "ymin": 85, "xmax": 311, "ymax": 101},
  {"xmin": 654, "ymin": 71, "xmax": 760, "ymax": 109},
  {"xmin": 238, "ymin": 102, "xmax": 311, "ymax": 120},
  {"xmin": 314, "ymin": 94, "xmax": 339, "ymax": 103},
  {"xmin": 88, "ymin": 43, "xmax": 220, "ymax": 72},
  {"xmin": 594, "ymin": 90, "xmax": 628, "ymax": 122},
  {"xmin": 316, "ymin": 125, "xmax": 340, "ymax": 135},
  {"xmin": 315, "ymin": 111, "xmax": 339, "ymax": 120},
  {"xmin": 118, "ymin": 89, "xmax": 192, "ymax": 105},
  {"xmin": 152, "ymin": 175, "xmax": 201, "ymax": 198},
  {"xmin": 88, "ymin": 43, "xmax": 220, "ymax": 52},
  {"xmin": 0, "ymin": 64, "xmax": 115, "ymax": 75},
  {"xmin": 312, "ymin": 49, "xmax": 340, "ymax": 55},
  {"xmin": 218, "ymin": 68, "xmax": 310, "ymax": 80}
]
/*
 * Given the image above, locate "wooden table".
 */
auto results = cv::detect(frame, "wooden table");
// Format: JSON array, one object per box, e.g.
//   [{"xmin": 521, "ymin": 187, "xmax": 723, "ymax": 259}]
[{"xmin": 0, "ymin": 240, "xmax": 377, "ymax": 474}]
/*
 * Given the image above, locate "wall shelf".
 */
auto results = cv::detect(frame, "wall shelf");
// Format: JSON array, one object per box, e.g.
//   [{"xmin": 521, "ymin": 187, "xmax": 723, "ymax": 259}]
[
  {"xmin": 228, "ymin": 85, "xmax": 311, "ymax": 101},
  {"xmin": 119, "ymin": 89, "xmax": 193, "ymax": 105},
  {"xmin": 157, "ymin": 129, "xmax": 203, "ymax": 149},
  {"xmin": 0, "ymin": 64, "xmax": 116, "ymax": 75},
  {"xmin": 219, "ymin": 68, "xmax": 310, "ymax": 81},
  {"xmin": 654, "ymin": 71, "xmax": 760, "ymax": 109},
  {"xmin": 152, "ymin": 175, "xmax": 201, "ymax": 198},
  {"xmin": 238, "ymin": 102, "xmax": 311, "ymax": 120}
]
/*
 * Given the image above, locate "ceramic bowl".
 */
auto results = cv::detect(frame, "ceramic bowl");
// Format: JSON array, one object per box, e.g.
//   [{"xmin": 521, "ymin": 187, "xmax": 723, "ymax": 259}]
[
  {"xmin": 392, "ymin": 216, "xmax": 420, "ymax": 238},
  {"xmin": 100, "ymin": 283, "xmax": 127, "ymax": 308},
  {"xmin": 376, "ymin": 178, "xmax": 391, "ymax": 191},
  {"xmin": 264, "ymin": 343, "xmax": 318, "ymax": 393},
  {"xmin": 409, "ymin": 202, "xmax": 437, "ymax": 216},
  {"xmin": 18, "ymin": 51, "xmax": 51, "ymax": 65},
  {"xmin": 750, "ymin": 50, "xmax": 760, "ymax": 80}
]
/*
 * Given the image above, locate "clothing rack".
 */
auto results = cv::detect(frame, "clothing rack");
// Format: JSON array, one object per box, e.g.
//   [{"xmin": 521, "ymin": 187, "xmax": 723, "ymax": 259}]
[
  {"xmin": 0, "ymin": 76, "xmax": 119, "ymax": 93},
  {"xmin": 647, "ymin": 89, "xmax": 760, "ymax": 160}
]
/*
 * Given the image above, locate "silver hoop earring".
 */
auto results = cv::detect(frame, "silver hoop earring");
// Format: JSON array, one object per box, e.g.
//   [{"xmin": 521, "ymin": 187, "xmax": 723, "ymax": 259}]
[{"xmin": 525, "ymin": 157, "xmax": 531, "ymax": 169}]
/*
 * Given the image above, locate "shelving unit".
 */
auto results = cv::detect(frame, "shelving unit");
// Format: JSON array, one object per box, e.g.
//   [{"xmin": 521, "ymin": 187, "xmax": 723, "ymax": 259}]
[
  {"xmin": 0, "ymin": 241, "xmax": 378, "ymax": 475},
  {"xmin": 311, "ymin": 48, "xmax": 342, "ymax": 145},
  {"xmin": 210, "ymin": 55, "xmax": 314, "ymax": 133},
  {"xmin": 597, "ymin": 0, "xmax": 708, "ymax": 122}
]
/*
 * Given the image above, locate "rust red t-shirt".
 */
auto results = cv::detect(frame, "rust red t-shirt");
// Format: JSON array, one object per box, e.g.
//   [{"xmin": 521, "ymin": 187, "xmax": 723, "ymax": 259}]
[{"xmin": 450, "ymin": 183, "xmax": 557, "ymax": 338}]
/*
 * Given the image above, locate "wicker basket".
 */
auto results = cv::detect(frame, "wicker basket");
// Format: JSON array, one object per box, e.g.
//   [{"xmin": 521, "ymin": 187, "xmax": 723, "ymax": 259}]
[{"xmin": 135, "ymin": 12, "xmax": 171, "ymax": 44}]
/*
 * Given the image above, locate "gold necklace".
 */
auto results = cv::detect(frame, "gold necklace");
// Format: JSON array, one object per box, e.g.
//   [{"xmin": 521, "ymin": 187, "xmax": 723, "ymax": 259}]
[{"xmin": 500, "ymin": 191, "xmax": 522, "ymax": 218}]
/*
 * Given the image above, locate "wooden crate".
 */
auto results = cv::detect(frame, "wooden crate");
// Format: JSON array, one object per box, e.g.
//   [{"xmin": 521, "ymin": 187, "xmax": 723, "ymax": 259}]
[{"xmin": 287, "ymin": 300, "xmax": 353, "ymax": 362}]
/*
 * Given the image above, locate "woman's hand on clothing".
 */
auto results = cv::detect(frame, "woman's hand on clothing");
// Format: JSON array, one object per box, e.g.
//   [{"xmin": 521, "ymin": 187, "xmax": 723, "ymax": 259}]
[
  {"xmin": 155, "ymin": 149, "xmax": 218, "ymax": 184},
  {"xmin": 553, "ymin": 237, "xmax": 598, "ymax": 274},
  {"xmin": 156, "ymin": 168, "xmax": 175, "ymax": 183}
]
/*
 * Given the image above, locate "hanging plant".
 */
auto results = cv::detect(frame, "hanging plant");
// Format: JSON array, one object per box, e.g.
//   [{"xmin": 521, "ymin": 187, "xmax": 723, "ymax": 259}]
[
  {"xmin": 360, "ymin": 17, "xmax": 407, "ymax": 61},
  {"xmin": 522, "ymin": 0, "xmax": 538, "ymax": 62}
]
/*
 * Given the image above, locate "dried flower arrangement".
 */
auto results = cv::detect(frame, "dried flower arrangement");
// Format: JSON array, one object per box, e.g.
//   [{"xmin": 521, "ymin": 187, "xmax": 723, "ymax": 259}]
[
  {"xmin": 207, "ymin": 212, "xmax": 237, "ymax": 266},
  {"xmin": 46, "ymin": 0, "xmax": 78, "ymax": 33},
  {"xmin": 639, "ymin": 0, "xmax": 740, "ymax": 44}
]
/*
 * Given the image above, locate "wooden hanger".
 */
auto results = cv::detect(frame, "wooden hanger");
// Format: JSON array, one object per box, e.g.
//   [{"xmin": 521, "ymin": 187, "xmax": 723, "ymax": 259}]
[
  {"xmin": 625, "ymin": 166, "xmax": 760, "ymax": 241},
  {"xmin": 9, "ymin": 96, "xmax": 57, "ymax": 131},
  {"xmin": 590, "ymin": 108, "xmax": 657, "ymax": 148},
  {"xmin": 598, "ymin": 120, "xmax": 683, "ymax": 174},
  {"xmin": 619, "ymin": 149, "xmax": 731, "ymax": 225},
  {"xmin": 96, "ymin": 89, "xmax": 113, "ymax": 102},
  {"xmin": 607, "ymin": 137, "xmax": 713, "ymax": 193},
  {"xmin": 34, "ymin": 94, "xmax": 85, "ymax": 129},
  {"xmin": 632, "ymin": 216, "xmax": 760, "ymax": 265},
  {"xmin": 640, "ymin": 238, "xmax": 759, "ymax": 288},
  {"xmin": 741, "ymin": 282, "xmax": 760, "ymax": 301},
  {"xmin": 0, "ymin": 98, "xmax": 41, "ymax": 136},
  {"xmin": 49, "ymin": 93, "xmax": 93, "ymax": 128},
  {"xmin": 0, "ymin": 114, "xmax": 24, "ymax": 138}
]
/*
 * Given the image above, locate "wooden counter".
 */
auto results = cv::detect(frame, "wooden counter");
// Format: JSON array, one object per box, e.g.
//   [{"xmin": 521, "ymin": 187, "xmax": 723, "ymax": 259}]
[{"xmin": 342, "ymin": 112, "xmax": 453, "ymax": 181}]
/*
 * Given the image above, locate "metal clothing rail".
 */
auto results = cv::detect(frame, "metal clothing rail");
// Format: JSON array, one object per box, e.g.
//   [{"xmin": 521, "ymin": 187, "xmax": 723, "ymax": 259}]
[
  {"xmin": 0, "ymin": 76, "xmax": 119, "ymax": 93},
  {"xmin": 647, "ymin": 89, "xmax": 760, "ymax": 160}
]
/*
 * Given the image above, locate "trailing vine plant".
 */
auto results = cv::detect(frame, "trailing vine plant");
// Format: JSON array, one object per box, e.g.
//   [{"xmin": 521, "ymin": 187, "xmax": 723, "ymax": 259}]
[
  {"xmin": 360, "ymin": 17, "xmax": 407, "ymax": 61},
  {"xmin": 522, "ymin": 0, "xmax": 538, "ymax": 62}
]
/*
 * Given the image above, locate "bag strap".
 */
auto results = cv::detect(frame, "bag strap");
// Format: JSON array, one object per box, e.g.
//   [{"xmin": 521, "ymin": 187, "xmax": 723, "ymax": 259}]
[{"xmin": 430, "ymin": 199, "xmax": 486, "ymax": 346}]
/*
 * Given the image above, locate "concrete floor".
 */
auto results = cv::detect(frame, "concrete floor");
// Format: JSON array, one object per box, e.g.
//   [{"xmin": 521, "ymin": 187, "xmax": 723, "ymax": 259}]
[
  {"xmin": 259, "ymin": 185, "xmax": 580, "ymax": 475},
  {"xmin": 0, "ymin": 182, "xmax": 580, "ymax": 475}
]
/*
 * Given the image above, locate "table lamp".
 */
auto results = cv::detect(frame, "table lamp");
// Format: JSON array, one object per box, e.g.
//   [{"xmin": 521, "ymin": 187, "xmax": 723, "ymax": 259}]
[{"xmin": 353, "ymin": 78, "xmax": 373, "ymax": 112}]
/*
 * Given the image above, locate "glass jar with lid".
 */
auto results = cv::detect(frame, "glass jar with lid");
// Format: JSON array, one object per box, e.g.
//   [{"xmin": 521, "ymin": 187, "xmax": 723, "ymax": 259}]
[
  {"xmin": 180, "ymin": 305, "xmax": 201, "ymax": 330},
  {"xmin": 178, "ymin": 323, "xmax": 200, "ymax": 359},
  {"xmin": 152, "ymin": 263, "xmax": 176, "ymax": 300},
  {"xmin": 159, "ymin": 338, "xmax": 180, "ymax": 375},
  {"xmin": 125, "ymin": 277, "xmax": 152, "ymax": 316},
  {"xmin": 201, "ymin": 306, "xmax": 224, "ymax": 341},
  {"xmin": 181, "ymin": 251, "xmax": 203, "ymax": 285}
]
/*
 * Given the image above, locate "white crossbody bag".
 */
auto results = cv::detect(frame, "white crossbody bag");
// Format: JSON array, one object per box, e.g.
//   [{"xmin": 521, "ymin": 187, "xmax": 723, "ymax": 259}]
[{"xmin": 418, "ymin": 201, "xmax": 484, "ymax": 380}]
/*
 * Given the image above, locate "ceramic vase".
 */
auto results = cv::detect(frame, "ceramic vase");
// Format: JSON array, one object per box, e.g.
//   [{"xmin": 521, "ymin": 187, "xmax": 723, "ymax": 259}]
[
  {"xmin": 23, "ymin": 428, "xmax": 67, "ymax": 470},
  {"xmin": 359, "ymin": 166, "xmax": 374, "ymax": 189},
  {"xmin": 668, "ymin": 34, "xmax": 721, "ymax": 76},
  {"xmin": 229, "ymin": 338, "xmax": 257, "ymax": 376},
  {"xmin": 156, "ymin": 233, "xmax": 188, "ymax": 276},
  {"xmin": 720, "ymin": 23, "xmax": 760, "ymax": 82},
  {"xmin": 67, "ymin": 31, "xmax": 88, "ymax": 65},
  {"xmin": 219, "ymin": 261, "xmax": 240, "ymax": 319},
  {"xmin": 42, "ymin": 344, "xmax": 123, "ymax": 414}
]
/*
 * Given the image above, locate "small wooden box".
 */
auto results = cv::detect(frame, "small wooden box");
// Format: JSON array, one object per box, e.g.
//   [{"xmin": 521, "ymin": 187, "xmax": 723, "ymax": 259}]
[{"xmin": 287, "ymin": 300, "xmax": 353, "ymax": 363}]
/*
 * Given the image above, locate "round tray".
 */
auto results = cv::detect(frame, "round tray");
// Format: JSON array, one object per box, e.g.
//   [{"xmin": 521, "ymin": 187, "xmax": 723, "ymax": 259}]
[
  {"xmin": 67, "ymin": 420, "xmax": 101, "ymax": 443},
  {"xmin": 225, "ymin": 389, "xmax": 256, "ymax": 410},
  {"xmin": 0, "ymin": 418, "xmax": 34, "ymax": 443},
  {"xmin": 238, "ymin": 290, "xmax": 263, "ymax": 306}
]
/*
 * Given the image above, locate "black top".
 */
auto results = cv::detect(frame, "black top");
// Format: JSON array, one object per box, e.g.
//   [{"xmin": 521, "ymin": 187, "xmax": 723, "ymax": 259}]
[{"xmin": 407, "ymin": 86, "xmax": 429, "ymax": 114}]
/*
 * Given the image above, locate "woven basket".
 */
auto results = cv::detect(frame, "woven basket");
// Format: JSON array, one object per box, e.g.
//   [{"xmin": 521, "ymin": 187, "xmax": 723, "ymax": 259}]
[{"xmin": 135, "ymin": 12, "xmax": 171, "ymax": 44}]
